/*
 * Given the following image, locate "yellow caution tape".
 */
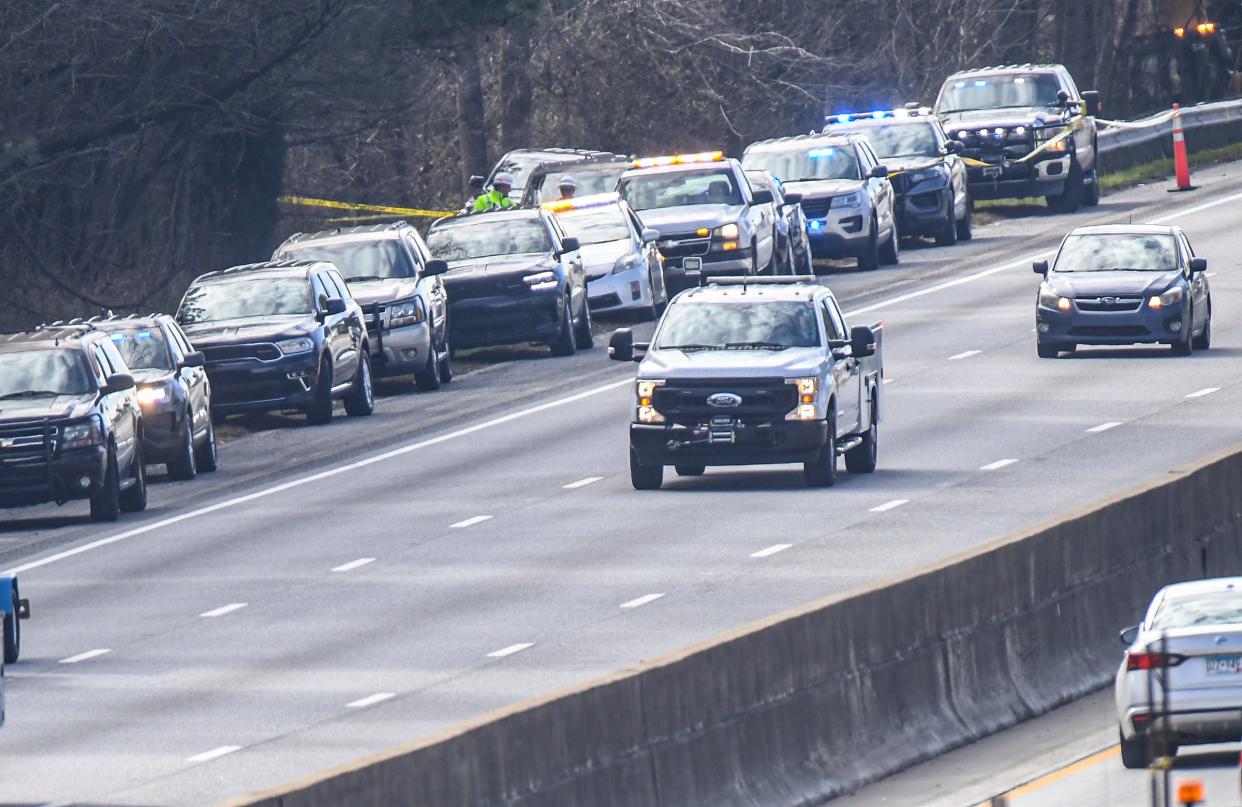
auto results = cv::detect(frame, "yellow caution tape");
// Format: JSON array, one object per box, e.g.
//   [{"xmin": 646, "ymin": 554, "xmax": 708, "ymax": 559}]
[
  {"xmin": 279, "ymin": 195, "xmax": 456, "ymax": 219},
  {"xmin": 958, "ymin": 118, "xmax": 1084, "ymax": 172}
]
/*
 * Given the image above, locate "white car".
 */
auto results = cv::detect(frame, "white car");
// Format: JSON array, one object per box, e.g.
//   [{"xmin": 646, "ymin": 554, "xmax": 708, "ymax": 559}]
[
  {"xmin": 544, "ymin": 192, "xmax": 669, "ymax": 320},
  {"xmin": 1115, "ymin": 577, "xmax": 1242, "ymax": 768}
]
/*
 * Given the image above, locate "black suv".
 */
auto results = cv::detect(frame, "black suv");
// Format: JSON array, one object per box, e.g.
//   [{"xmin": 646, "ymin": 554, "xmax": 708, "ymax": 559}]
[
  {"xmin": 93, "ymin": 315, "xmax": 218, "ymax": 479},
  {"xmin": 0, "ymin": 325, "xmax": 148, "ymax": 522},
  {"xmin": 176, "ymin": 260, "xmax": 374, "ymax": 425},
  {"xmin": 934, "ymin": 64, "xmax": 1102, "ymax": 212}
]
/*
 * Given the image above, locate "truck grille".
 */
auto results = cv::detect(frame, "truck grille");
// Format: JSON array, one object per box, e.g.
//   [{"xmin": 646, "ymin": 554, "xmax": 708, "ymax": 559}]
[
  {"xmin": 1075, "ymin": 295, "xmax": 1143, "ymax": 312},
  {"xmin": 202, "ymin": 343, "xmax": 281, "ymax": 363},
  {"xmin": 0, "ymin": 419, "xmax": 56, "ymax": 484},
  {"xmin": 656, "ymin": 234, "xmax": 711, "ymax": 260},
  {"xmin": 800, "ymin": 197, "xmax": 832, "ymax": 219},
  {"xmin": 445, "ymin": 275, "xmax": 530, "ymax": 301},
  {"xmin": 652, "ymin": 378, "xmax": 797, "ymax": 423}
]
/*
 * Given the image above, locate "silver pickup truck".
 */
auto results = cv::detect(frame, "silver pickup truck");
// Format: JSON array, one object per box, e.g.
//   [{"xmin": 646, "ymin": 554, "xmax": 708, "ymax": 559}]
[{"xmin": 609, "ymin": 276, "xmax": 883, "ymax": 489}]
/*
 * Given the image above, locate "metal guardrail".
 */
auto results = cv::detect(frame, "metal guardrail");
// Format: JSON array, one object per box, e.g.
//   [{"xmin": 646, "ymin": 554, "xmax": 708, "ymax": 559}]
[{"xmin": 1098, "ymin": 98, "xmax": 1242, "ymax": 154}]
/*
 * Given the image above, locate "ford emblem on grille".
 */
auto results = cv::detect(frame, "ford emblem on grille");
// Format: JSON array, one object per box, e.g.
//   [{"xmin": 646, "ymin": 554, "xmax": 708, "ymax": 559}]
[
  {"xmin": 707, "ymin": 392, "xmax": 743, "ymax": 408},
  {"xmin": 1102, "ymin": 296, "xmax": 1116, "ymax": 305}
]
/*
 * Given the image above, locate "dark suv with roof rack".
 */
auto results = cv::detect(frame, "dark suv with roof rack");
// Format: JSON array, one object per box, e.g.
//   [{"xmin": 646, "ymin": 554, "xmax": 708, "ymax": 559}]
[
  {"xmin": 176, "ymin": 260, "xmax": 374, "ymax": 425},
  {"xmin": 0, "ymin": 324, "xmax": 148, "ymax": 521}
]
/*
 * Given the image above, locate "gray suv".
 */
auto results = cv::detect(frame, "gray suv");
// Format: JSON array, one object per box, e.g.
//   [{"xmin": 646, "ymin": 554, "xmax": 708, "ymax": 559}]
[{"xmin": 275, "ymin": 223, "xmax": 453, "ymax": 391}]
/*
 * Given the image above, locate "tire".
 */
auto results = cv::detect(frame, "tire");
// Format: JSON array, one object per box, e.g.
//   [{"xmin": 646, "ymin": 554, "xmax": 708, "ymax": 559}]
[
  {"xmin": 549, "ymin": 296, "xmax": 577, "ymax": 357},
  {"xmin": 844, "ymin": 402, "xmax": 878, "ymax": 474},
  {"xmin": 1119, "ymin": 729, "xmax": 1148, "ymax": 769},
  {"xmin": 750, "ymin": 240, "xmax": 762, "ymax": 276},
  {"xmin": 345, "ymin": 352, "xmax": 374, "ymax": 416},
  {"xmin": 90, "ymin": 447, "xmax": 121, "ymax": 522},
  {"xmin": 675, "ymin": 464, "xmax": 705, "ymax": 477},
  {"xmin": 804, "ymin": 410, "xmax": 838, "ymax": 487},
  {"xmin": 1047, "ymin": 161, "xmax": 1083, "ymax": 213},
  {"xmin": 1171, "ymin": 331, "xmax": 1193, "ymax": 356},
  {"xmin": 118, "ymin": 444, "xmax": 147, "ymax": 513},
  {"xmin": 1193, "ymin": 312, "xmax": 1211, "ymax": 351},
  {"xmin": 880, "ymin": 219, "xmax": 900, "ymax": 265},
  {"xmin": 1083, "ymin": 164, "xmax": 1101, "ymax": 207},
  {"xmin": 415, "ymin": 339, "xmax": 442, "ymax": 391},
  {"xmin": 306, "ymin": 356, "xmax": 334, "ymax": 425},
  {"xmin": 857, "ymin": 222, "xmax": 879, "ymax": 271},
  {"xmin": 195, "ymin": 417, "xmax": 219, "ymax": 472},
  {"xmin": 1037, "ymin": 341, "xmax": 1060, "ymax": 359},
  {"xmin": 166, "ymin": 414, "xmax": 197, "ymax": 481},
  {"xmin": 642, "ymin": 268, "xmax": 661, "ymax": 322},
  {"xmin": 934, "ymin": 193, "xmax": 958, "ymax": 247},
  {"xmin": 4, "ymin": 588, "xmax": 20, "ymax": 664},
  {"xmin": 573, "ymin": 292, "xmax": 594, "ymax": 350},
  {"xmin": 956, "ymin": 193, "xmax": 974, "ymax": 241},
  {"xmin": 630, "ymin": 447, "xmax": 663, "ymax": 490},
  {"xmin": 438, "ymin": 337, "xmax": 454, "ymax": 383}
]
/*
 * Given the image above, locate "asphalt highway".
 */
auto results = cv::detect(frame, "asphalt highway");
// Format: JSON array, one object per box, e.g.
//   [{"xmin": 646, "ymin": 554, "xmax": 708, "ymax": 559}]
[{"xmin": 3, "ymin": 162, "xmax": 1242, "ymax": 805}]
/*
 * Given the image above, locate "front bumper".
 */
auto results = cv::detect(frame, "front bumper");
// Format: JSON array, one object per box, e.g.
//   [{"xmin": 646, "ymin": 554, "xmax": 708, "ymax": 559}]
[
  {"xmin": 0, "ymin": 445, "xmax": 108, "ymax": 507},
  {"xmin": 897, "ymin": 185, "xmax": 952, "ymax": 235},
  {"xmin": 630, "ymin": 419, "xmax": 829, "ymax": 467},
  {"xmin": 1037, "ymin": 300, "xmax": 1189, "ymax": 346},
  {"xmin": 139, "ymin": 404, "xmax": 189, "ymax": 462},
  {"xmin": 449, "ymin": 288, "xmax": 566, "ymax": 349},
  {"xmin": 805, "ymin": 210, "xmax": 869, "ymax": 259},
  {"xmin": 967, "ymin": 155, "xmax": 1071, "ymax": 200},
  {"xmin": 587, "ymin": 266, "xmax": 650, "ymax": 314},
  {"xmin": 367, "ymin": 316, "xmax": 432, "ymax": 377},
  {"xmin": 661, "ymin": 249, "xmax": 752, "ymax": 290},
  {"xmin": 206, "ymin": 352, "xmax": 320, "ymax": 415}
]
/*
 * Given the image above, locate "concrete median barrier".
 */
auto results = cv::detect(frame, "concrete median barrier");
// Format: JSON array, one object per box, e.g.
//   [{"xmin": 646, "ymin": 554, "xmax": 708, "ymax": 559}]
[{"xmin": 227, "ymin": 442, "xmax": 1242, "ymax": 807}]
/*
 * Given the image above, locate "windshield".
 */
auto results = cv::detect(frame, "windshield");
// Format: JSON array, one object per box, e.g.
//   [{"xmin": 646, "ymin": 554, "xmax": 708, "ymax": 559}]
[
  {"xmin": 655, "ymin": 301, "xmax": 822, "ymax": 349},
  {"xmin": 1153, "ymin": 593, "xmax": 1242, "ymax": 630},
  {"xmin": 556, "ymin": 206, "xmax": 632, "ymax": 245},
  {"xmin": 619, "ymin": 169, "xmax": 742, "ymax": 211},
  {"xmin": 742, "ymin": 145, "xmax": 860, "ymax": 182},
  {"xmin": 105, "ymin": 326, "xmax": 171, "ymax": 371},
  {"xmin": 279, "ymin": 240, "xmax": 413, "ymax": 282},
  {"xmin": 491, "ymin": 153, "xmax": 547, "ymax": 191},
  {"xmin": 427, "ymin": 219, "xmax": 551, "ymax": 261},
  {"xmin": 0, "ymin": 349, "xmax": 95, "ymax": 398},
  {"xmin": 937, "ymin": 74, "xmax": 1063, "ymax": 113},
  {"xmin": 1053, "ymin": 234, "xmax": 1177, "ymax": 273},
  {"xmin": 178, "ymin": 278, "xmax": 312, "ymax": 325},
  {"xmin": 534, "ymin": 164, "xmax": 627, "ymax": 204},
  {"xmin": 843, "ymin": 122, "xmax": 939, "ymax": 159}
]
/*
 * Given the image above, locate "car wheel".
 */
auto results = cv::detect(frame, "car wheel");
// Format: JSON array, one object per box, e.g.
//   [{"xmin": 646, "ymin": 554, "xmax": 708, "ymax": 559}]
[
  {"xmin": 166, "ymin": 414, "xmax": 198, "ymax": 481},
  {"xmin": 1118, "ymin": 729, "xmax": 1148, "ymax": 769},
  {"xmin": 345, "ymin": 352, "xmax": 375, "ymax": 416},
  {"xmin": 750, "ymin": 240, "xmax": 761, "ymax": 276},
  {"xmin": 804, "ymin": 410, "xmax": 838, "ymax": 487},
  {"xmin": 1083, "ymin": 164, "xmax": 1101, "ymax": 207},
  {"xmin": 415, "ymin": 338, "xmax": 443, "ymax": 391},
  {"xmin": 119, "ymin": 444, "xmax": 147, "ymax": 513},
  {"xmin": 90, "ymin": 446, "xmax": 121, "ymax": 522},
  {"xmin": 844, "ymin": 402, "xmax": 878, "ymax": 474},
  {"xmin": 1193, "ymin": 311, "xmax": 1211, "ymax": 350},
  {"xmin": 675, "ymin": 465, "xmax": 705, "ymax": 477},
  {"xmin": 956, "ymin": 194, "xmax": 974, "ymax": 241},
  {"xmin": 630, "ymin": 447, "xmax": 663, "ymax": 490},
  {"xmin": 195, "ymin": 417, "xmax": 219, "ymax": 472},
  {"xmin": 1037, "ymin": 341, "xmax": 1061, "ymax": 359},
  {"xmin": 549, "ymin": 296, "xmax": 577, "ymax": 357},
  {"xmin": 857, "ymin": 221, "xmax": 879, "ymax": 271},
  {"xmin": 305, "ymin": 356, "xmax": 335, "ymax": 425},
  {"xmin": 573, "ymin": 292, "xmax": 594, "ymax": 350},
  {"xmin": 880, "ymin": 219, "xmax": 900, "ymax": 265},
  {"xmin": 4, "ymin": 587, "xmax": 20, "ymax": 664},
  {"xmin": 935, "ymin": 192, "xmax": 958, "ymax": 246},
  {"xmin": 438, "ymin": 337, "xmax": 454, "ymax": 383},
  {"xmin": 1047, "ymin": 161, "xmax": 1084, "ymax": 213}
]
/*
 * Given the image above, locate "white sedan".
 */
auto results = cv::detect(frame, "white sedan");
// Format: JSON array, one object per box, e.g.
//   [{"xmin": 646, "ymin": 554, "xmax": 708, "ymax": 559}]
[
  {"xmin": 1115, "ymin": 577, "xmax": 1242, "ymax": 768},
  {"xmin": 544, "ymin": 193, "xmax": 668, "ymax": 320}
]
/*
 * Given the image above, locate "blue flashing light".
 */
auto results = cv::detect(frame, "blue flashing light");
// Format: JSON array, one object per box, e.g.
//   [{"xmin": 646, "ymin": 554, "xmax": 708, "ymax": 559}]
[
  {"xmin": 807, "ymin": 148, "xmax": 841, "ymax": 159},
  {"xmin": 109, "ymin": 333, "xmax": 124, "ymax": 342},
  {"xmin": 871, "ymin": 111, "xmax": 886, "ymax": 120},
  {"xmin": 835, "ymin": 114, "xmax": 851, "ymax": 124},
  {"xmin": 973, "ymin": 80, "xmax": 987, "ymax": 87},
  {"xmin": 808, "ymin": 220, "xmax": 825, "ymax": 233}
]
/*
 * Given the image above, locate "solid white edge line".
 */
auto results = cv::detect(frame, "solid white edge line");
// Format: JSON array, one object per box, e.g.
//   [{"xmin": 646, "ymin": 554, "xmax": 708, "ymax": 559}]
[
  {"xmin": 200, "ymin": 602, "xmax": 248, "ymax": 618},
  {"xmin": 870, "ymin": 499, "xmax": 909, "ymax": 513},
  {"xmin": 3, "ymin": 379, "xmax": 635, "ymax": 577},
  {"xmin": 58, "ymin": 648, "xmax": 111, "ymax": 664},
  {"xmin": 980, "ymin": 458, "xmax": 1019, "ymax": 471},
  {"xmin": 487, "ymin": 642, "xmax": 534, "ymax": 658},
  {"xmin": 620, "ymin": 593, "xmax": 666, "ymax": 609},
  {"xmin": 1186, "ymin": 387, "xmax": 1220, "ymax": 399},
  {"xmin": 750, "ymin": 543, "xmax": 793, "ymax": 558},
  {"xmin": 331, "ymin": 557, "xmax": 376, "ymax": 573},
  {"xmin": 948, "ymin": 350, "xmax": 981, "ymax": 361},
  {"xmin": 186, "ymin": 745, "xmax": 242, "ymax": 763},
  {"xmin": 450, "ymin": 515, "xmax": 493, "ymax": 529},
  {"xmin": 346, "ymin": 692, "xmax": 396, "ymax": 709},
  {"xmin": 1086, "ymin": 421, "xmax": 1122, "ymax": 433},
  {"xmin": 562, "ymin": 476, "xmax": 604, "ymax": 490}
]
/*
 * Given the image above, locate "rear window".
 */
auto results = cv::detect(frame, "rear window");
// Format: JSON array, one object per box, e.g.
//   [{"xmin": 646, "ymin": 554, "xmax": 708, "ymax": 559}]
[{"xmin": 1152, "ymin": 593, "xmax": 1242, "ymax": 630}]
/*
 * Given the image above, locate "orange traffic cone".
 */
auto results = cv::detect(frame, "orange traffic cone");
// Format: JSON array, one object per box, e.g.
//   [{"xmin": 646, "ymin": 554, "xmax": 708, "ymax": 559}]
[{"xmin": 1169, "ymin": 103, "xmax": 1196, "ymax": 192}]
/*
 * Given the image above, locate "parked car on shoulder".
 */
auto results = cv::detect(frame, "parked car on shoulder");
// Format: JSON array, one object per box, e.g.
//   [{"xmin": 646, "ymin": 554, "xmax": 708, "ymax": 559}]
[
  {"xmin": 177, "ymin": 260, "xmax": 374, "ymax": 425},
  {"xmin": 0, "ymin": 324, "xmax": 147, "ymax": 521},
  {"xmin": 475, "ymin": 148, "xmax": 618, "ymax": 205},
  {"xmin": 93, "ymin": 315, "xmax": 218, "ymax": 479},
  {"xmin": 426, "ymin": 208, "xmax": 593, "ymax": 355},
  {"xmin": 520, "ymin": 153, "xmax": 634, "ymax": 207}
]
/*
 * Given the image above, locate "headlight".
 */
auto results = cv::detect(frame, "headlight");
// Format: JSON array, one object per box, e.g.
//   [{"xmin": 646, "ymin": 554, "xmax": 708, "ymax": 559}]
[
  {"xmin": 1149, "ymin": 286, "xmax": 1184, "ymax": 309},
  {"xmin": 388, "ymin": 299, "xmax": 425, "ymax": 328},
  {"xmin": 276, "ymin": 337, "xmax": 314, "ymax": 355},
  {"xmin": 1039, "ymin": 286, "xmax": 1071, "ymax": 311},
  {"xmin": 786, "ymin": 377, "xmax": 820, "ymax": 421},
  {"xmin": 907, "ymin": 166, "xmax": 946, "ymax": 185},
  {"xmin": 611, "ymin": 254, "xmax": 642, "ymax": 276},
  {"xmin": 136, "ymin": 385, "xmax": 170, "ymax": 407},
  {"xmin": 830, "ymin": 191, "xmax": 862, "ymax": 209},
  {"xmin": 714, "ymin": 223, "xmax": 740, "ymax": 239},
  {"xmin": 636, "ymin": 379, "xmax": 665, "ymax": 424},
  {"xmin": 61, "ymin": 417, "xmax": 103, "ymax": 450},
  {"xmin": 523, "ymin": 270, "xmax": 557, "ymax": 292}
]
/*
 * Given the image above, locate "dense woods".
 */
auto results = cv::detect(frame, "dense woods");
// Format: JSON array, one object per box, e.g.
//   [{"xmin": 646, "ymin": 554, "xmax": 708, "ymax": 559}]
[{"xmin": 2, "ymin": 0, "xmax": 1237, "ymax": 327}]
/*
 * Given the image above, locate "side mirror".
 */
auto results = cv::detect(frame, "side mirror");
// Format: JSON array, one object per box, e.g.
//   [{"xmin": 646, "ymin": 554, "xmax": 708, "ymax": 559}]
[
  {"xmin": 1033, "ymin": 259, "xmax": 1049, "ymax": 275},
  {"xmin": 180, "ymin": 351, "xmax": 205, "ymax": 369},
  {"xmin": 1082, "ymin": 90, "xmax": 1103, "ymax": 117},
  {"xmin": 609, "ymin": 328, "xmax": 635, "ymax": 362},
  {"xmin": 424, "ymin": 259, "xmax": 449, "ymax": 277},
  {"xmin": 945, "ymin": 140, "xmax": 965, "ymax": 155},
  {"xmin": 783, "ymin": 192, "xmax": 803, "ymax": 205},
  {"xmin": 1119, "ymin": 625, "xmax": 1140, "ymax": 646},
  {"xmin": 850, "ymin": 325, "xmax": 876, "ymax": 358},
  {"xmin": 102, "ymin": 373, "xmax": 136, "ymax": 394},
  {"xmin": 751, "ymin": 189, "xmax": 774, "ymax": 205},
  {"xmin": 559, "ymin": 236, "xmax": 581, "ymax": 255},
  {"xmin": 469, "ymin": 175, "xmax": 485, "ymax": 189},
  {"xmin": 1190, "ymin": 257, "xmax": 1207, "ymax": 274},
  {"xmin": 323, "ymin": 297, "xmax": 348, "ymax": 316},
  {"xmin": 870, "ymin": 165, "xmax": 889, "ymax": 179},
  {"xmin": 640, "ymin": 228, "xmax": 661, "ymax": 243}
]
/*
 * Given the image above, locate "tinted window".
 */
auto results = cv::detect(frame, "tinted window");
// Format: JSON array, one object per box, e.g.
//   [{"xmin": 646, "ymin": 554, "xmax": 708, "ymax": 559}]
[
  {"xmin": 1153, "ymin": 593, "xmax": 1242, "ymax": 630},
  {"xmin": 742, "ymin": 145, "xmax": 861, "ymax": 183},
  {"xmin": 279, "ymin": 240, "xmax": 414, "ymax": 281},
  {"xmin": 656, "ymin": 302, "xmax": 822, "ymax": 349},
  {"xmin": 534, "ymin": 163, "xmax": 628, "ymax": 204},
  {"xmin": 0, "ymin": 349, "xmax": 95, "ymax": 398},
  {"xmin": 555, "ymin": 205, "xmax": 633, "ymax": 245},
  {"xmin": 99, "ymin": 339, "xmax": 130, "ymax": 374},
  {"xmin": 619, "ymin": 168, "xmax": 743, "ymax": 211},
  {"xmin": 842, "ymin": 122, "xmax": 940, "ymax": 159},
  {"xmin": 822, "ymin": 301, "xmax": 846, "ymax": 340},
  {"xmin": 105, "ymin": 325, "xmax": 172, "ymax": 371},
  {"xmin": 938, "ymin": 73, "xmax": 1064, "ymax": 113},
  {"xmin": 167, "ymin": 321, "xmax": 195, "ymax": 356},
  {"xmin": 179, "ymin": 278, "xmax": 312, "ymax": 325},
  {"xmin": 1053, "ymin": 234, "xmax": 1177, "ymax": 273},
  {"xmin": 427, "ymin": 219, "xmax": 552, "ymax": 261}
]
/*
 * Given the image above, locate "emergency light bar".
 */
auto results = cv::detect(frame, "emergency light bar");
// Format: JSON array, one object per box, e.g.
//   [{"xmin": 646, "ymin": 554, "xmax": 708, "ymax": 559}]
[
  {"xmin": 541, "ymin": 192, "xmax": 620, "ymax": 213},
  {"xmin": 631, "ymin": 150, "xmax": 725, "ymax": 169},
  {"xmin": 823, "ymin": 107, "xmax": 932, "ymax": 126}
]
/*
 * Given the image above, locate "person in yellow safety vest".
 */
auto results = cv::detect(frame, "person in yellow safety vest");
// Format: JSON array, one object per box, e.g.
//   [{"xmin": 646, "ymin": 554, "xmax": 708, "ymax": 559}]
[
  {"xmin": 473, "ymin": 172, "xmax": 516, "ymax": 212},
  {"xmin": 557, "ymin": 175, "xmax": 577, "ymax": 200}
]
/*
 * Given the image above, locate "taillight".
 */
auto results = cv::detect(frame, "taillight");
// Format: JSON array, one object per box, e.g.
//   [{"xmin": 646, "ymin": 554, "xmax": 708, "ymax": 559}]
[{"xmin": 1127, "ymin": 651, "xmax": 1187, "ymax": 670}]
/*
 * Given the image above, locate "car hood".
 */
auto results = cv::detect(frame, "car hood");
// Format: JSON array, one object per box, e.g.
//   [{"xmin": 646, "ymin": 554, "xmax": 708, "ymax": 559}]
[
  {"xmin": 636, "ymin": 205, "xmax": 745, "ymax": 233},
  {"xmin": 0, "ymin": 393, "xmax": 96, "ymax": 422},
  {"xmin": 941, "ymin": 107, "xmax": 1062, "ymax": 129},
  {"xmin": 883, "ymin": 157, "xmax": 942, "ymax": 173},
  {"xmin": 1047, "ymin": 270, "xmax": 1182, "ymax": 297},
  {"xmin": 780, "ymin": 178, "xmax": 864, "ymax": 198},
  {"xmin": 579, "ymin": 240, "xmax": 633, "ymax": 275},
  {"xmin": 180, "ymin": 315, "xmax": 313, "ymax": 346},
  {"xmin": 443, "ymin": 253, "xmax": 557, "ymax": 279},
  {"xmin": 347, "ymin": 277, "xmax": 420, "ymax": 306},
  {"xmin": 128, "ymin": 368, "xmax": 173, "ymax": 385},
  {"xmin": 641, "ymin": 346, "xmax": 825, "ymax": 378}
]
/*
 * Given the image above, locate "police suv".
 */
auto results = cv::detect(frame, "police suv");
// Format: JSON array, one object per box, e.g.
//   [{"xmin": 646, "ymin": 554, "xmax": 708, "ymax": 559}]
[{"xmin": 609, "ymin": 276, "xmax": 883, "ymax": 489}]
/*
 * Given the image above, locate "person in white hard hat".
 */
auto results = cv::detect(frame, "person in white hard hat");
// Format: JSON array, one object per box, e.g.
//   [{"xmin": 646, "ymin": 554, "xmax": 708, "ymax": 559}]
[
  {"xmin": 473, "ymin": 171, "xmax": 517, "ymax": 212},
  {"xmin": 557, "ymin": 175, "xmax": 578, "ymax": 200}
]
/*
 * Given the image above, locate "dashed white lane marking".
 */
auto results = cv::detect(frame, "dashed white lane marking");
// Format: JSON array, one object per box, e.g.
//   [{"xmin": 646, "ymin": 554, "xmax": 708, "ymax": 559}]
[
  {"xmin": 750, "ymin": 543, "xmax": 793, "ymax": 558},
  {"xmin": 981, "ymin": 458, "xmax": 1019, "ymax": 471},
  {"xmin": 450, "ymin": 515, "xmax": 493, "ymax": 529},
  {"xmin": 487, "ymin": 642, "xmax": 534, "ymax": 658},
  {"xmin": 186, "ymin": 746, "xmax": 241, "ymax": 763},
  {"xmin": 948, "ymin": 350, "xmax": 981, "ymax": 361},
  {"xmin": 563, "ymin": 476, "xmax": 604, "ymax": 490},
  {"xmin": 200, "ymin": 603, "xmax": 247, "ymax": 618},
  {"xmin": 1186, "ymin": 387, "xmax": 1220, "ymax": 399},
  {"xmin": 620, "ymin": 593, "xmax": 665, "ymax": 609},
  {"xmin": 331, "ymin": 557, "xmax": 376, "ymax": 573},
  {"xmin": 346, "ymin": 692, "xmax": 396, "ymax": 709},
  {"xmin": 59, "ymin": 648, "xmax": 111, "ymax": 664},
  {"xmin": 870, "ymin": 499, "xmax": 910, "ymax": 513},
  {"xmin": 1086, "ymin": 421, "xmax": 1122, "ymax": 433}
]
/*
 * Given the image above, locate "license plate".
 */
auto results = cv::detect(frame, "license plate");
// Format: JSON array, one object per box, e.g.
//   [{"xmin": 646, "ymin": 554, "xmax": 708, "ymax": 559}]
[
  {"xmin": 1205, "ymin": 654, "xmax": 1242, "ymax": 675},
  {"xmin": 982, "ymin": 166, "xmax": 1002, "ymax": 179},
  {"xmin": 683, "ymin": 257, "xmax": 703, "ymax": 273}
]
